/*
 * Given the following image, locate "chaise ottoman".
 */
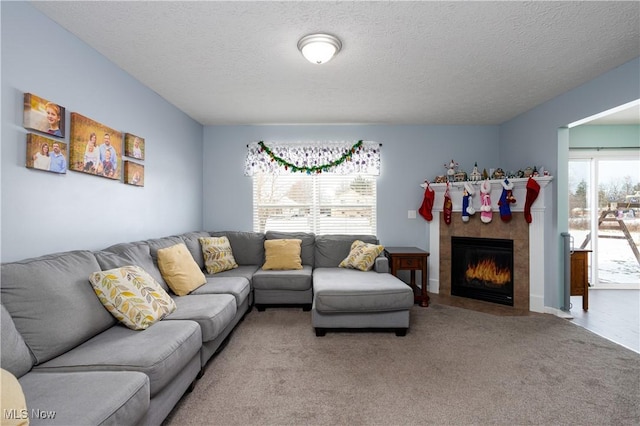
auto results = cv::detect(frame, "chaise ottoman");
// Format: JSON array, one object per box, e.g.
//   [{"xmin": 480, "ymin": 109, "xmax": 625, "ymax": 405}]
[{"xmin": 311, "ymin": 267, "xmax": 414, "ymax": 336}]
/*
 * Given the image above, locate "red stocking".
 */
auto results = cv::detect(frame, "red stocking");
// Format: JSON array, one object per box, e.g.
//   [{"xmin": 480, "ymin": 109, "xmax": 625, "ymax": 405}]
[
  {"xmin": 419, "ymin": 183, "xmax": 435, "ymax": 221},
  {"xmin": 524, "ymin": 177, "xmax": 540, "ymax": 223},
  {"xmin": 443, "ymin": 183, "xmax": 453, "ymax": 225}
]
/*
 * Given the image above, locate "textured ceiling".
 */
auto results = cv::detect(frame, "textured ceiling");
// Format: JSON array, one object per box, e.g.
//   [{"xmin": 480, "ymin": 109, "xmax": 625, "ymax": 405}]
[{"xmin": 32, "ymin": 1, "xmax": 640, "ymax": 126}]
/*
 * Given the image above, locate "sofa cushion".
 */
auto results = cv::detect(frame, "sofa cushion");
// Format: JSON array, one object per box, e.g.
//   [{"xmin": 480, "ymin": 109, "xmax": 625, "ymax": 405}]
[
  {"xmin": 314, "ymin": 234, "xmax": 379, "ymax": 268},
  {"xmin": 95, "ymin": 242, "xmax": 169, "ymax": 291},
  {"xmin": 157, "ymin": 243, "xmax": 207, "ymax": 296},
  {"xmin": 1, "ymin": 250, "xmax": 117, "ymax": 365},
  {"xmin": 313, "ymin": 268, "xmax": 413, "ymax": 313},
  {"xmin": 89, "ymin": 265, "xmax": 177, "ymax": 330},
  {"xmin": 1, "ymin": 305, "xmax": 33, "ymax": 378},
  {"xmin": 1, "ymin": 368, "xmax": 28, "ymax": 426},
  {"xmin": 252, "ymin": 265, "xmax": 313, "ymax": 291},
  {"xmin": 206, "ymin": 265, "xmax": 260, "ymax": 284},
  {"xmin": 165, "ymin": 294, "xmax": 237, "ymax": 342},
  {"xmin": 34, "ymin": 320, "xmax": 202, "ymax": 398},
  {"xmin": 191, "ymin": 277, "xmax": 251, "ymax": 308},
  {"xmin": 199, "ymin": 236, "xmax": 239, "ymax": 274},
  {"xmin": 179, "ymin": 231, "xmax": 212, "ymax": 269},
  {"xmin": 209, "ymin": 231, "xmax": 265, "ymax": 265},
  {"xmin": 265, "ymin": 231, "xmax": 315, "ymax": 266},
  {"xmin": 339, "ymin": 240, "xmax": 385, "ymax": 271},
  {"xmin": 262, "ymin": 239, "xmax": 303, "ymax": 270},
  {"xmin": 19, "ymin": 371, "xmax": 149, "ymax": 426}
]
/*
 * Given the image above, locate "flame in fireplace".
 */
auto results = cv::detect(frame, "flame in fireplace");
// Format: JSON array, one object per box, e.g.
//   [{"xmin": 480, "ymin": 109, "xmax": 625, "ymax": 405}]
[{"xmin": 465, "ymin": 258, "xmax": 511, "ymax": 285}]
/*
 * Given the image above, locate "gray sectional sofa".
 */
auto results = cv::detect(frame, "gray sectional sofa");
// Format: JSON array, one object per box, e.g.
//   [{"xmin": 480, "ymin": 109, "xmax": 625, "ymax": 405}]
[{"xmin": 1, "ymin": 231, "xmax": 413, "ymax": 425}]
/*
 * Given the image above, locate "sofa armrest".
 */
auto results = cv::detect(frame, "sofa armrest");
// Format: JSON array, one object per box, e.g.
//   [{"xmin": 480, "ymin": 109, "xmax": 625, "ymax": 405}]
[{"xmin": 373, "ymin": 255, "xmax": 389, "ymax": 273}]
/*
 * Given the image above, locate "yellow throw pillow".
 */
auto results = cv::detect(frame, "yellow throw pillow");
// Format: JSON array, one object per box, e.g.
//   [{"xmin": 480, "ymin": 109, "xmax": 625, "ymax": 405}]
[
  {"xmin": 339, "ymin": 240, "xmax": 384, "ymax": 271},
  {"xmin": 157, "ymin": 243, "xmax": 207, "ymax": 296},
  {"xmin": 262, "ymin": 239, "xmax": 303, "ymax": 270},
  {"xmin": 199, "ymin": 236, "xmax": 239, "ymax": 274},
  {"xmin": 1, "ymin": 369, "xmax": 29, "ymax": 426},
  {"xmin": 89, "ymin": 265, "xmax": 176, "ymax": 330}
]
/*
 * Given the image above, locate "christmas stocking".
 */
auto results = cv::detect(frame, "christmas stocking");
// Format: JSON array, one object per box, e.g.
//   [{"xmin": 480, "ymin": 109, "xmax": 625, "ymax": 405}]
[
  {"xmin": 443, "ymin": 183, "xmax": 453, "ymax": 225},
  {"xmin": 480, "ymin": 180, "xmax": 492, "ymax": 224},
  {"xmin": 498, "ymin": 179, "xmax": 516, "ymax": 222},
  {"xmin": 524, "ymin": 177, "xmax": 540, "ymax": 223},
  {"xmin": 462, "ymin": 182, "xmax": 476, "ymax": 222},
  {"xmin": 419, "ymin": 182, "xmax": 435, "ymax": 221}
]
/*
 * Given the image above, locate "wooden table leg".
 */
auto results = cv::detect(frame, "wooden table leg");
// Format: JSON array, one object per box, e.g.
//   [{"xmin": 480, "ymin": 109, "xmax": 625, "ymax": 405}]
[
  {"xmin": 583, "ymin": 281, "xmax": 589, "ymax": 311},
  {"xmin": 410, "ymin": 270, "xmax": 417, "ymax": 303},
  {"xmin": 421, "ymin": 265, "xmax": 429, "ymax": 307}
]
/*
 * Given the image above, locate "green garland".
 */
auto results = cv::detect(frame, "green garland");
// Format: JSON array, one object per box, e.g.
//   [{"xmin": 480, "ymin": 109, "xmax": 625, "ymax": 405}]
[{"xmin": 258, "ymin": 140, "xmax": 363, "ymax": 174}]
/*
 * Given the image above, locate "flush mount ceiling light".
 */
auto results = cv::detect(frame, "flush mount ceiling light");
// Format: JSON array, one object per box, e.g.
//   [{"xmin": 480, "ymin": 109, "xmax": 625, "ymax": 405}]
[{"xmin": 297, "ymin": 33, "xmax": 342, "ymax": 65}]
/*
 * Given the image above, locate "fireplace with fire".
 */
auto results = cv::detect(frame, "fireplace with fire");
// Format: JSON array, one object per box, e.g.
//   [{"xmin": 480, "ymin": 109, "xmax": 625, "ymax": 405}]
[{"xmin": 451, "ymin": 236, "xmax": 514, "ymax": 306}]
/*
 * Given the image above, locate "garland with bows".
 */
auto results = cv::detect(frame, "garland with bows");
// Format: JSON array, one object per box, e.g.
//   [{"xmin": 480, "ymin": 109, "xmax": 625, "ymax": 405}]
[{"xmin": 257, "ymin": 140, "xmax": 364, "ymax": 174}]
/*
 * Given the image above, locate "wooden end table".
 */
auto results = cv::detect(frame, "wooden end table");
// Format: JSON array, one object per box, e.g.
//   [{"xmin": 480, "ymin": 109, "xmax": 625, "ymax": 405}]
[
  {"xmin": 384, "ymin": 247, "xmax": 430, "ymax": 307},
  {"xmin": 570, "ymin": 249, "xmax": 591, "ymax": 311}
]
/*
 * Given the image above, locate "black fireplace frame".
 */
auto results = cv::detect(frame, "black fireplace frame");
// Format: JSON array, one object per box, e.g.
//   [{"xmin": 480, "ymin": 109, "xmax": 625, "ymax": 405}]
[{"xmin": 451, "ymin": 236, "xmax": 514, "ymax": 306}]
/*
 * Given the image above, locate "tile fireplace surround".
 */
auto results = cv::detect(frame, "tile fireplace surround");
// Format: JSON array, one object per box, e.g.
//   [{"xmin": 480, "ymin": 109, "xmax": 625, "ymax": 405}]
[{"xmin": 425, "ymin": 177, "xmax": 552, "ymax": 313}]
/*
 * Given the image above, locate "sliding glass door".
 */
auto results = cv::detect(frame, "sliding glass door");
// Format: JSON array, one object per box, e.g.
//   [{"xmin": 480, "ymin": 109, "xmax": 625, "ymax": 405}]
[{"xmin": 568, "ymin": 151, "xmax": 640, "ymax": 288}]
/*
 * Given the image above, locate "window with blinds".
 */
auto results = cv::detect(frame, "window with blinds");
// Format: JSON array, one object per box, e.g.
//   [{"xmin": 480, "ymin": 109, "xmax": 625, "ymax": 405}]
[{"xmin": 252, "ymin": 173, "xmax": 377, "ymax": 235}]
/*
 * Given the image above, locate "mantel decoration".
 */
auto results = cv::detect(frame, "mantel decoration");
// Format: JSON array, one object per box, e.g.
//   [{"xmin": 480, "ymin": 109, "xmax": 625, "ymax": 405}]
[
  {"xmin": 420, "ymin": 158, "xmax": 552, "ymax": 225},
  {"xmin": 244, "ymin": 141, "xmax": 380, "ymax": 176},
  {"xmin": 433, "ymin": 158, "xmax": 549, "ymax": 184}
]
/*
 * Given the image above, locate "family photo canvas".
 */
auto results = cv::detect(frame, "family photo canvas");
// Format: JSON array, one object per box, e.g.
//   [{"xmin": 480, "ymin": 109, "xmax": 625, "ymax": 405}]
[
  {"xmin": 124, "ymin": 133, "xmax": 145, "ymax": 160},
  {"xmin": 26, "ymin": 133, "xmax": 67, "ymax": 174},
  {"xmin": 23, "ymin": 93, "xmax": 65, "ymax": 138},
  {"xmin": 124, "ymin": 161, "xmax": 144, "ymax": 187},
  {"xmin": 69, "ymin": 112, "xmax": 122, "ymax": 180}
]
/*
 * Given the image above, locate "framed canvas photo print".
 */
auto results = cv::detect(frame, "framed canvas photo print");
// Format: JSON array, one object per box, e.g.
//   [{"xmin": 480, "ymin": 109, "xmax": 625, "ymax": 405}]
[
  {"xmin": 23, "ymin": 93, "xmax": 66, "ymax": 138},
  {"xmin": 124, "ymin": 161, "xmax": 144, "ymax": 187},
  {"xmin": 69, "ymin": 112, "xmax": 122, "ymax": 180},
  {"xmin": 124, "ymin": 133, "xmax": 145, "ymax": 160},
  {"xmin": 26, "ymin": 133, "xmax": 67, "ymax": 174}
]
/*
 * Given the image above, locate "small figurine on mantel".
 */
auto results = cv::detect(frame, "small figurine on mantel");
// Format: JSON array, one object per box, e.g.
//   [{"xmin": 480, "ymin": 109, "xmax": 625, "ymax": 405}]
[
  {"xmin": 469, "ymin": 162, "xmax": 482, "ymax": 181},
  {"xmin": 492, "ymin": 168, "xmax": 506, "ymax": 180},
  {"xmin": 444, "ymin": 159, "xmax": 458, "ymax": 182}
]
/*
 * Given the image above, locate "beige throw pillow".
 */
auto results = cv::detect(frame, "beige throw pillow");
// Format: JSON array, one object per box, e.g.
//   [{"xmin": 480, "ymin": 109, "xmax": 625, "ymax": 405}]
[
  {"xmin": 157, "ymin": 243, "xmax": 206, "ymax": 296},
  {"xmin": 1, "ymin": 369, "xmax": 29, "ymax": 426},
  {"xmin": 199, "ymin": 236, "xmax": 239, "ymax": 274},
  {"xmin": 262, "ymin": 239, "xmax": 303, "ymax": 270},
  {"xmin": 339, "ymin": 240, "xmax": 385, "ymax": 271},
  {"xmin": 89, "ymin": 265, "xmax": 176, "ymax": 330}
]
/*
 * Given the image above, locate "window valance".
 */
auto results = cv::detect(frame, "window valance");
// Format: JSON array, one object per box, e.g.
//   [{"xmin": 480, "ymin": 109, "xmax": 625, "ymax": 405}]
[{"xmin": 244, "ymin": 140, "xmax": 381, "ymax": 176}]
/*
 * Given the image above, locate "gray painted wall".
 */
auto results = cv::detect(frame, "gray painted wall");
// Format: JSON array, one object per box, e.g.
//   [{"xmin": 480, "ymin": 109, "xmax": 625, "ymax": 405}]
[
  {"xmin": 500, "ymin": 58, "xmax": 640, "ymax": 309},
  {"xmin": 203, "ymin": 124, "xmax": 499, "ymax": 251},
  {"xmin": 1, "ymin": 2, "xmax": 204, "ymax": 262}
]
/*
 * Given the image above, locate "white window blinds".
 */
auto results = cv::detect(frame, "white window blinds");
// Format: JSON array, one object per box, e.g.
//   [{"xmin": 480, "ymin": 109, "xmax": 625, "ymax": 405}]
[
  {"xmin": 252, "ymin": 173, "xmax": 377, "ymax": 235},
  {"xmin": 246, "ymin": 141, "xmax": 380, "ymax": 235}
]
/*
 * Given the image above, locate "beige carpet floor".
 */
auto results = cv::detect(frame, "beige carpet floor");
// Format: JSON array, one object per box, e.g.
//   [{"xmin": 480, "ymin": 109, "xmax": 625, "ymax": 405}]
[{"xmin": 163, "ymin": 304, "xmax": 640, "ymax": 426}]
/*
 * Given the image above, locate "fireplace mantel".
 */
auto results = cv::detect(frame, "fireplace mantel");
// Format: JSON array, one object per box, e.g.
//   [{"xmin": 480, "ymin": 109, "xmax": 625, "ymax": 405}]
[
  {"xmin": 421, "ymin": 176, "xmax": 552, "ymax": 214},
  {"xmin": 424, "ymin": 176, "xmax": 553, "ymax": 313}
]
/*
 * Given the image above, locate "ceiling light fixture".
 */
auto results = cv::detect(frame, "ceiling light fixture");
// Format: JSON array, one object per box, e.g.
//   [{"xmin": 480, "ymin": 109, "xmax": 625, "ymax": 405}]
[{"xmin": 297, "ymin": 33, "xmax": 342, "ymax": 65}]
